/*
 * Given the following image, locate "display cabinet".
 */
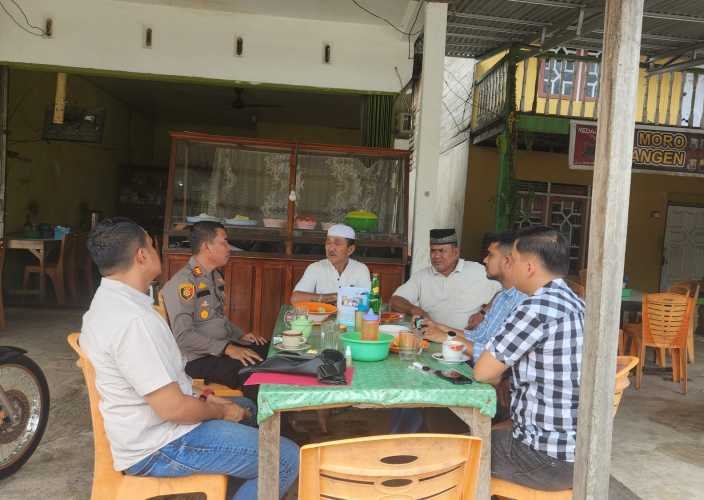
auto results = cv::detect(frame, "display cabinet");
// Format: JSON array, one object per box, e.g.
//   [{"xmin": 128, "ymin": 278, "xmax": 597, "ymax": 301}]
[{"xmin": 162, "ymin": 132, "xmax": 410, "ymax": 337}]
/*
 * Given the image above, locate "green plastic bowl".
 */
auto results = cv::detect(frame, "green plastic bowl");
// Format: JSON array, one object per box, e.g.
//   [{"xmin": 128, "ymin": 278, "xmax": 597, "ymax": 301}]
[
  {"xmin": 340, "ymin": 332, "xmax": 394, "ymax": 362},
  {"xmin": 622, "ymin": 288, "xmax": 632, "ymax": 298}
]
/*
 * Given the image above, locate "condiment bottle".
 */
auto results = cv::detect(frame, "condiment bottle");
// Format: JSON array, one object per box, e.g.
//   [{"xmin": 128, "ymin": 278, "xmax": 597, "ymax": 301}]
[
  {"xmin": 361, "ymin": 309, "xmax": 380, "ymax": 341},
  {"xmin": 355, "ymin": 303, "xmax": 368, "ymax": 333},
  {"xmin": 345, "ymin": 345, "xmax": 353, "ymax": 366}
]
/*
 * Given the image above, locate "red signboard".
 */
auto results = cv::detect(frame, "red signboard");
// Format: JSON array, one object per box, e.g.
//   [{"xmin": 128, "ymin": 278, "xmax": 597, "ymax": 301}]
[{"xmin": 569, "ymin": 120, "xmax": 704, "ymax": 176}]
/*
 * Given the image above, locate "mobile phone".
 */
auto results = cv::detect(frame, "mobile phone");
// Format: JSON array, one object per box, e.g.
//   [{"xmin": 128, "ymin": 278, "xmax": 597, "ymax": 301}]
[
  {"xmin": 414, "ymin": 317, "xmax": 424, "ymax": 329},
  {"xmin": 434, "ymin": 369, "xmax": 474, "ymax": 385}
]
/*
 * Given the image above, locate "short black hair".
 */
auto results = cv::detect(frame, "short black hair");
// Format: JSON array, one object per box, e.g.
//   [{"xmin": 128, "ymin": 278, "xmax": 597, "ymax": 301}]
[
  {"xmin": 514, "ymin": 226, "xmax": 569, "ymax": 276},
  {"xmin": 485, "ymin": 231, "xmax": 515, "ymax": 254},
  {"xmin": 191, "ymin": 221, "xmax": 226, "ymax": 254},
  {"xmin": 87, "ymin": 217, "xmax": 147, "ymax": 275}
]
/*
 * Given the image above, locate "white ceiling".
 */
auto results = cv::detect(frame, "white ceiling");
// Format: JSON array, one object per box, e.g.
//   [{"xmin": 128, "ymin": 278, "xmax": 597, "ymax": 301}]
[{"xmin": 114, "ymin": 0, "xmax": 415, "ymax": 27}]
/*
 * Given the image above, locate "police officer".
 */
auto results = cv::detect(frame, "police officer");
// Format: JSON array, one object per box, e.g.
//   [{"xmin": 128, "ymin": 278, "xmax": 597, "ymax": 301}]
[{"xmin": 162, "ymin": 221, "xmax": 268, "ymax": 390}]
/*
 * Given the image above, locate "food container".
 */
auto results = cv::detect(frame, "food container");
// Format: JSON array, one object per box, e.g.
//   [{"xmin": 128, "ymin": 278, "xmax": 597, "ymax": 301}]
[
  {"xmin": 295, "ymin": 216, "xmax": 316, "ymax": 230},
  {"xmin": 340, "ymin": 332, "xmax": 394, "ymax": 362},
  {"xmin": 293, "ymin": 302, "xmax": 337, "ymax": 324},
  {"xmin": 263, "ymin": 218, "xmax": 286, "ymax": 228},
  {"xmin": 344, "ymin": 210, "xmax": 378, "ymax": 232}
]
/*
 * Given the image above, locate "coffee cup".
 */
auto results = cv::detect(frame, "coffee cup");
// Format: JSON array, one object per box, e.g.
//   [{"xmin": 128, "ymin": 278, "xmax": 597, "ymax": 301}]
[
  {"xmin": 442, "ymin": 340, "xmax": 466, "ymax": 361},
  {"xmin": 282, "ymin": 330, "xmax": 304, "ymax": 348}
]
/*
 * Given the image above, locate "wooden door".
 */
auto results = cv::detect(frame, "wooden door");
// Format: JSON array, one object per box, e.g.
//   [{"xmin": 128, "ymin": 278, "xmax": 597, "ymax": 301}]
[
  {"xmin": 229, "ymin": 259, "xmax": 256, "ymax": 334},
  {"xmin": 660, "ymin": 205, "xmax": 704, "ymax": 290},
  {"xmin": 253, "ymin": 261, "xmax": 288, "ymax": 339}
]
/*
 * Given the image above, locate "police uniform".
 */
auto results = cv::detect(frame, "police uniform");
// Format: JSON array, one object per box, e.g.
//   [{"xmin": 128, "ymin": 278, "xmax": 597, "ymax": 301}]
[{"xmin": 162, "ymin": 256, "xmax": 268, "ymax": 390}]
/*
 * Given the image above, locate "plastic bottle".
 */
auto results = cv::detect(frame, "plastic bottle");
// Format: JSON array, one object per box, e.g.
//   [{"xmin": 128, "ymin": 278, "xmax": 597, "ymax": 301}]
[
  {"xmin": 369, "ymin": 273, "xmax": 381, "ymax": 314},
  {"xmin": 361, "ymin": 309, "xmax": 380, "ymax": 341},
  {"xmin": 345, "ymin": 345, "xmax": 353, "ymax": 366},
  {"xmin": 355, "ymin": 303, "xmax": 369, "ymax": 333}
]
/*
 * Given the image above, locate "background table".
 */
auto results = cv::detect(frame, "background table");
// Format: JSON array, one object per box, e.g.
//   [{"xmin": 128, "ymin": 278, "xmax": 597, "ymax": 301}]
[
  {"xmin": 256, "ymin": 307, "xmax": 497, "ymax": 500},
  {"xmin": 6, "ymin": 236, "xmax": 60, "ymax": 304}
]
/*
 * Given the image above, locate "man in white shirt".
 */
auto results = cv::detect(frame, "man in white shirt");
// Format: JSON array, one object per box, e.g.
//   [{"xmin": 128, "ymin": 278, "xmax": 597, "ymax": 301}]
[
  {"xmin": 80, "ymin": 217, "xmax": 298, "ymax": 500},
  {"xmin": 390, "ymin": 228, "xmax": 501, "ymax": 330},
  {"xmin": 291, "ymin": 224, "xmax": 371, "ymax": 304}
]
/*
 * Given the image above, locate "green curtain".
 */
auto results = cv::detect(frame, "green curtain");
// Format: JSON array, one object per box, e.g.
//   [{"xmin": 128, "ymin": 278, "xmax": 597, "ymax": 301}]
[{"xmin": 362, "ymin": 94, "xmax": 394, "ymax": 148}]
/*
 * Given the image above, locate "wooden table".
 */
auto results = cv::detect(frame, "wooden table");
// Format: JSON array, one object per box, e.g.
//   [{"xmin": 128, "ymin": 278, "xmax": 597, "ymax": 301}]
[
  {"xmin": 6, "ymin": 235, "xmax": 59, "ymax": 304},
  {"xmin": 256, "ymin": 308, "xmax": 495, "ymax": 500},
  {"xmin": 621, "ymin": 289, "xmax": 643, "ymax": 324}
]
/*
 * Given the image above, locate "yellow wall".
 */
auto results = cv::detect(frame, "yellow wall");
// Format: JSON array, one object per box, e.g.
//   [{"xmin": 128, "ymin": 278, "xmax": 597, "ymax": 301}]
[
  {"xmin": 462, "ymin": 145, "xmax": 704, "ymax": 291},
  {"xmin": 6, "ymin": 69, "xmax": 152, "ymax": 232}
]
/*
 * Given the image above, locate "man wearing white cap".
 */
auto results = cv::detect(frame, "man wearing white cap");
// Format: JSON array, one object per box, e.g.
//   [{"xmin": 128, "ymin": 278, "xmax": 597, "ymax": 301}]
[{"xmin": 291, "ymin": 224, "xmax": 371, "ymax": 304}]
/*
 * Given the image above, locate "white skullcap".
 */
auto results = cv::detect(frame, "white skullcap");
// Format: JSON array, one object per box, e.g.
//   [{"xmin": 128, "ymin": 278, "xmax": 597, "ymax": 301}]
[{"xmin": 327, "ymin": 224, "xmax": 355, "ymax": 240}]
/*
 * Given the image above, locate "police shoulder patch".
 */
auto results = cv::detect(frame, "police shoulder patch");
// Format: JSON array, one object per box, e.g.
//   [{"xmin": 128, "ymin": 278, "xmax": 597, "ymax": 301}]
[{"xmin": 178, "ymin": 283, "xmax": 195, "ymax": 301}]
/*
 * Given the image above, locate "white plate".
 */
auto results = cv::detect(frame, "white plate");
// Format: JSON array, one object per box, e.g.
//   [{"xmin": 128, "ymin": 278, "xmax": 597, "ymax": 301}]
[
  {"xmin": 273, "ymin": 342, "xmax": 311, "ymax": 352},
  {"xmin": 224, "ymin": 218, "xmax": 258, "ymax": 226},
  {"xmin": 432, "ymin": 352, "xmax": 470, "ymax": 364},
  {"xmin": 186, "ymin": 215, "xmax": 222, "ymax": 223}
]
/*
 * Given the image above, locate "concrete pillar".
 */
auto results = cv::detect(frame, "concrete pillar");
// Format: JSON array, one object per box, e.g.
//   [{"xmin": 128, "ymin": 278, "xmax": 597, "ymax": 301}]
[{"xmin": 410, "ymin": 1, "xmax": 447, "ymax": 274}]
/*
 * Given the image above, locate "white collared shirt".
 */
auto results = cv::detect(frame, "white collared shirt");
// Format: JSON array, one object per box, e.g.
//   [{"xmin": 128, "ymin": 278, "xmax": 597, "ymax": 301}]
[
  {"xmin": 80, "ymin": 278, "xmax": 197, "ymax": 471},
  {"xmin": 293, "ymin": 258, "xmax": 371, "ymax": 294},
  {"xmin": 393, "ymin": 259, "xmax": 501, "ymax": 329}
]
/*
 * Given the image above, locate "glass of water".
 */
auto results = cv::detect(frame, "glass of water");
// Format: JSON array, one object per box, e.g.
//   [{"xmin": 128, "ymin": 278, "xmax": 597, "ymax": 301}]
[{"xmin": 320, "ymin": 321, "xmax": 339, "ymax": 351}]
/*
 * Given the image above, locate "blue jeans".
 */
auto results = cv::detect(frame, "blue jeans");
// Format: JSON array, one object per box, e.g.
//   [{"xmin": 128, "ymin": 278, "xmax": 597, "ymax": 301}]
[{"xmin": 124, "ymin": 398, "xmax": 299, "ymax": 500}]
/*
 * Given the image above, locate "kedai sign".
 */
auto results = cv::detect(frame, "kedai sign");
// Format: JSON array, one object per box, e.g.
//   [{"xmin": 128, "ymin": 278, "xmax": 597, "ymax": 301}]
[{"xmin": 569, "ymin": 120, "xmax": 704, "ymax": 176}]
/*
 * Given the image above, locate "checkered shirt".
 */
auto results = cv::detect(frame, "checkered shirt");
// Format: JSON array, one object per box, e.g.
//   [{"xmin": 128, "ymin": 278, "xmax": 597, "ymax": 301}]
[{"xmin": 487, "ymin": 279, "xmax": 584, "ymax": 462}]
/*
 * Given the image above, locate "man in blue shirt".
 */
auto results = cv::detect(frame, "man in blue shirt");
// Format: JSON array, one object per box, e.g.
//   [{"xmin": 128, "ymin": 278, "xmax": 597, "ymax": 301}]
[{"xmin": 423, "ymin": 231, "xmax": 526, "ymax": 362}]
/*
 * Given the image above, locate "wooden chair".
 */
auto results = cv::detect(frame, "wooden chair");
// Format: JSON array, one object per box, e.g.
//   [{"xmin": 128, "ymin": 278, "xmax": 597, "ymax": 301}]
[
  {"xmin": 565, "ymin": 279, "xmax": 585, "ymax": 299},
  {"xmin": 154, "ymin": 292, "xmax": 242, "ymax": 398},
  {"xmin": 67, "ymin": 232, "xmax": 97, "ymax": 302},
  {"xmin": 0, "ymin": 240, "xmax": 6, "ymax": 329},
  {"xmin": 66, "ymin": 333, "xmax": 227, "ymax": 500},
  {"xmin": 490, "ymin": 355, "xmax": 638, "ymax": 499},
  {"xmin": 624, "ymin": 293, "xmax": 693, "ymax": 394},
  {"xmin": 298, "ymin": 433, "xmax": 482, "ymax": 499},
  {"xmin": 22, "ymin": 233, "xmax": 73, "ymax": 305},
  {"xmin": 578, "ymin": 268, "xmax": 587, "ymax": 285},
  {"xmin": 668, "ymin": 281, "xmax": 700, "ymax": 364}
]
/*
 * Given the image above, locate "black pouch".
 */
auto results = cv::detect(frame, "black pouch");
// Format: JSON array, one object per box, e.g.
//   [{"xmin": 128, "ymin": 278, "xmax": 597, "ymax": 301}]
[{"xmin": 239, "ymin": 349, "xmax": 347, "ymax": 385}]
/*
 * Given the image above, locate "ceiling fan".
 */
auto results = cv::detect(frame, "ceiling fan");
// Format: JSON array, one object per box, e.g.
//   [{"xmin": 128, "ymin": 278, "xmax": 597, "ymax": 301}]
[{"xmin": 231, "ymin": 88, "xmax": 284, "ymax": 110}]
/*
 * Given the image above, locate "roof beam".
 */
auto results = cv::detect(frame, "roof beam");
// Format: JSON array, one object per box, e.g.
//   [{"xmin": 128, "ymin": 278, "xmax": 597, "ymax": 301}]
[
  {"xmin": 647, "ymin": 56, "xmax": 704, "ymax": 76},
  {"xmin": 506, "ymin": 0, "xmax": 582, "ymax": 8},
  {"xmin": 447, "ymin": 22, "xmax": 539, "ymax": 36},
  {"xmin": 448, "ymin": 11, "xmax": 550, "ymax": 27},
  {"xmin": 643, "ymin": 11, "xmax": 704, "ymax": 24},
  {"xmin": 646, "ymin": 41, "xmax": 704, "ymax": 62},
  {"xmin": 521, "ymin": 10, "xmax": 604, "ymax": 58}
]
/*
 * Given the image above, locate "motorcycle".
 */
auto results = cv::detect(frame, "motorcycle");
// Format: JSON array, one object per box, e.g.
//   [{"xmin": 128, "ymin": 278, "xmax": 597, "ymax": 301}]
[{"xmin": 0, "ymin": 347, "xmax": 50, "ymax": 479}]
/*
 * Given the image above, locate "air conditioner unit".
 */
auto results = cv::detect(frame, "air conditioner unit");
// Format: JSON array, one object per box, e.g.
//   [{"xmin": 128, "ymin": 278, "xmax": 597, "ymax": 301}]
[{"xmin": 395, "ymin": 112, "xmax": 413, "ymax": 139}]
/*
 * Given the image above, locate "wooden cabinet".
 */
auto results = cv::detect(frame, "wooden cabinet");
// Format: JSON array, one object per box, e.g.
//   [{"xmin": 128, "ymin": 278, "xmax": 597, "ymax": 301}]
[{"xmin": 164, "ymin": 252, "xmax": 406, "ymax": 338}]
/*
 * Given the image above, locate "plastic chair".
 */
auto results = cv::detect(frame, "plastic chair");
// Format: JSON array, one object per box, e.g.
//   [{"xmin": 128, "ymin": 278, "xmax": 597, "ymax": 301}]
[
  {"xmin": 565, "ymin": 279, "xmax": 585, "ymax": 299},
  {"xmin": 22, "ymin": 233, "xmax": 73, "ymax": 305},
  {"xmin": 298, "ymin": 434, "xmax": 482, "ymax": 499},
  {"xmin": 490, "ymin": 354, "xmax": 637, "ymax": 499},
  {"xmin": 625, "ymin": 293, "xmax": 693, "ymax": 394},
  {"xmin": 67, "ymin": 333, "xmax": 227, "ymax": 500},
  {"xmin": 668, "ymin": 281, "xmax": 700, "ymax": 364},
  {"xmin": 154, "ymin": 292, "xmax": 243, "ymax": 398}
]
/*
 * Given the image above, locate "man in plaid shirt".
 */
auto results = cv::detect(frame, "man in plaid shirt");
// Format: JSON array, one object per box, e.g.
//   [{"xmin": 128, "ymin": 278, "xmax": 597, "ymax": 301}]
[{"xmin": 475, "ymin": 226, "xmax": 584, "ymax": 491}]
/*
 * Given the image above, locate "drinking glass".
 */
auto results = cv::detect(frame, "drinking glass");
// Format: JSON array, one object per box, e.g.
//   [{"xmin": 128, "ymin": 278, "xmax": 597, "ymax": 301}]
[
  {"xmin": 320, "ymin": 321, "xmax": 339, "ymax": 351},
  {"xmin": 398, "ymin": 329, "xmax": 423, "ymax": 363}
]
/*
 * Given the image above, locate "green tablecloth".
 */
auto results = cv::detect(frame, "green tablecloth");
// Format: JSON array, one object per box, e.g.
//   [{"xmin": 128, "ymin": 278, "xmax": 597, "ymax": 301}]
[{"xmin": 256, "ymin": 307, "xmax": 497, "ymax": 423}]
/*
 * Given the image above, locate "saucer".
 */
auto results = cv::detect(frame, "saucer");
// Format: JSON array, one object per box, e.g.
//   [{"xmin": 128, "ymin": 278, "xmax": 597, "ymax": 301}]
[
  {"xmin": 273, "ymin": 342, "xmax": 311, "ymax": 352},
  {"xmin": 432, "ymin": 352, "xmax": 470, "ymax": 364}
]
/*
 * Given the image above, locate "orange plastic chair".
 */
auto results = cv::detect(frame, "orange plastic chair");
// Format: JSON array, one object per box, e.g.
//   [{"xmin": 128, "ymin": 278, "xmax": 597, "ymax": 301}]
[
  {"xmin": 299, "ymin": 434, "xmax": 482, "ymax": 499},
  {"xmin": 154, "ymin": 292, "xmax": 243, "ymax": 398},
  {"xmin": 626, "ymin": 293, "xmax": 693, "ymax": 394},
  {"xmin": 22, "ymin": 233, "xmax": 73, "ymax": 305},
  {"xmin": 67, "ymin": 333, "xmax": 227, "ymax": 500},
  {"xmin": 614, "ymin": 355, "xmax": 639, "ymax": 416},
  {"xmin": 668, "ymin": 281, "xmax": 700, "ymax": 364}
]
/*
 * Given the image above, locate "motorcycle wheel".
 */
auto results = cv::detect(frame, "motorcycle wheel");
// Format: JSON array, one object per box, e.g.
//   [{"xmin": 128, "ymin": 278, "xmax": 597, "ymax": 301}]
[{"xmin": 0, "ymin": 354, "xmax": 50, "ymax": 479}]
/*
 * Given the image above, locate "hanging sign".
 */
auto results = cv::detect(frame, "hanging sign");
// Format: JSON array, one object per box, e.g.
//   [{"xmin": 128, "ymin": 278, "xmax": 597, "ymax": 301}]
[{"xmin": 569, "ymin": 120, "xmax": 704, "ymax": 176}]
